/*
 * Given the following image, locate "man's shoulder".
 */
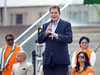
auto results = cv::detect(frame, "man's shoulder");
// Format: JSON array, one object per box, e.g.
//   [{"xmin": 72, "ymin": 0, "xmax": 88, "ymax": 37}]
[
  {"xmin": 60, "ymin": 19, "xmax": 71, "ymax": 24},
  {"xmin": 26, "ymin": 62, "xmax": 33, "ymax": 66},
  {"xmin": 15, "ymin": 45, "xmax": 22, "ymax": 49},
  {"xmin": 87, "ymin": 48, "xmax": 94, "ymax": 52},
  {"xmin": 75, "ymin": 50, "xmax": 81, "ymax": 53},
  {"xmin": 16, "ymin": 45, "xmax": 21, "ymax": 47},
  {"xmin": 0, "ymin": 46, "xmax": 6, "ymax": 49},
  {"xmin": 86, "ymin": 66, "xmax": 94, "ymax": 71},
  {"xmin": 13, "ymin": 62, "xmax": 20, "ymax": 66},
  {"xmin": 43, "ymin": 22, "xmax": 50, "ymax": 26}
]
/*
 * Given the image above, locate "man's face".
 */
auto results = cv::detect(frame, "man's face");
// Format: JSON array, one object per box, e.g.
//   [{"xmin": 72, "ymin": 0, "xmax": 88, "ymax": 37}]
[
  {"xmin": 16, "ymin": 52, "xmax": 23, "ymax": 62},
  {"xmin": 49, "ymin": 8, "xmax": 60, "ymax": 23},
  {"xmin": 6, "ymin": 36, "xmax": 14, "ymax": 46},
  {"xmin": 79, "ymin": 39, "xmax": 88, "ymax": 49}
]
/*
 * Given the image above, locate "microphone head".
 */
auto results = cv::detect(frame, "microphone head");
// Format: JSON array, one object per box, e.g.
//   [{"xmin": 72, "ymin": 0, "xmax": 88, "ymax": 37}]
[{"xmin": 50, "ymin": 20, "xmax": 53, "ymax": 23}]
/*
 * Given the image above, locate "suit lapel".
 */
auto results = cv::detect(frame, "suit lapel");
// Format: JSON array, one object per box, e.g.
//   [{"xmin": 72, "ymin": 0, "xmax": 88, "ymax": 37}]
[
  {"xmin": 55, "ymin": 19, "xmax": 61, "ymax": 33},
  {"xmin": 51, "ymin": 19, "xmax": 62, "ymax": 41},
  {"xmin": 49, "ymin": 19, "xmax": 62, "ymax": 41}
]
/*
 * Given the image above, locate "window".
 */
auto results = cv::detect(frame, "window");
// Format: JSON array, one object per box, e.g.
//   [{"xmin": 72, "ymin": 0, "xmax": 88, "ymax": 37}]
[
  {"xmin": 73, "ymin": 12, "xmax": 81, "ymax": 23},
  {"xmin": 68, "ymin": 11, "xmax": 88, "ymax": 24},
  {"xmin": 0, "ymin": 11, "xmax": 1, "ymax": 25},
  {"xmin": 39, "ymin": 13, "xmax": 42, "ymax": 18},
  {"xmin": 38, "ymin": 12, "xmax": 46, "ymax": 18},
  {"xmin": 10, "ymin": 13, "xmax": 27, "ymax": 25},
  {"xmin": 38, "ymin": 12, "xmax": 46, "ymax": 24},
  {"xmin": 0, "ymin": 8, "xmax": 3, "ymax": 26},
  {"xmin": 16, "ymin": 14, "xmax": 23, "ymax": 24},
  {"xmin": 83, "ymin": 11, "xmax": 88, "ymax": 23},
  {"xmin": 10, "ymin": 14, "xmax": 13, "ymax": 25}
]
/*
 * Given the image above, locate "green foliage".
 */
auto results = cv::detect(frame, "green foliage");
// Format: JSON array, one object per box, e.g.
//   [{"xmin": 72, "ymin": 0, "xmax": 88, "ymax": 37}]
[{"xmin": 93, "ymin": 5, "xmax": 100, "ymax": 17}]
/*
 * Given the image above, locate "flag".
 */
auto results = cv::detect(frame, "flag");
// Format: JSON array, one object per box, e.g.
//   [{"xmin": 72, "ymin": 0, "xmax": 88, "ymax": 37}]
[{"xmin": 84, "ymin": 0, "xmax": 100, "ymax": 4}]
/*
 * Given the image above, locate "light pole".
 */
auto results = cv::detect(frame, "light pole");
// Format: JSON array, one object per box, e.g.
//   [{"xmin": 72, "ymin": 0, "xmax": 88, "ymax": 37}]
[
  {"xmin": 4, "ymin": 0, "xmax": 7, "ymax": 26},
  {"xmin": 0, "ymin": 8, "xmax": 3, "ymax": 26}
]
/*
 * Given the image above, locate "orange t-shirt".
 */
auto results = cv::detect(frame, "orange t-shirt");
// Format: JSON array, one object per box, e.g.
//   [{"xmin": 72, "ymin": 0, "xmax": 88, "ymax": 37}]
[{"xmin": 71, "ymin": 66, "xmax": 95, "ymax": 75}]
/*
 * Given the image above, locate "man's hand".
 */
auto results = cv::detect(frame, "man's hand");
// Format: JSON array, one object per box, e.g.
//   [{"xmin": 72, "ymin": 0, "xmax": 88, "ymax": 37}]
[
  {"xmin": 45, "ymin": 25, "xmax": 52, "ymax": 35},
  {"xmin": 49, "ymin": 32, "xmax": 58, "ymax": 38}
]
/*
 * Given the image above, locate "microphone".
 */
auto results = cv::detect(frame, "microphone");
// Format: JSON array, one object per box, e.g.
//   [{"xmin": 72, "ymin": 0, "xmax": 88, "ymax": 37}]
[
  {"xmin": 49, "ymin": 20, "xmax": 53, "ymax": 31},
  {"xmin": 50, "ymin": 20, "xmax": 53, "ymax": 25},
  {"xmin": 48, "ymin": 20, "xmax": 53, "ymax": 36}
]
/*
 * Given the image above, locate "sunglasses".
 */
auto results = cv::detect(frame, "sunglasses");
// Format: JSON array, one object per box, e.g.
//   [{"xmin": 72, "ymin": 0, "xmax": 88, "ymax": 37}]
[
  {"xmin": 78, "ymin": 55, "xmax": 85, "ymax": 58},
  {"xmin": 6, "ymin": 39, "xmax": 14, "ymax": 41},
  {"xmin": 81, "ymin": 41, "xmax": 88, "ymax": 44}
]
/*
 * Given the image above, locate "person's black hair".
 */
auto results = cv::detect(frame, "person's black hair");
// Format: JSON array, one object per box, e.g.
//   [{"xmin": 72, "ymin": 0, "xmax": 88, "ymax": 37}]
[
  {"xmin": 79, "ymin": 36, "xmax": 90, "ymax": 44},
  {"xmin": 75, "ymin": 52, "xmax": 91, "ymax": 72},
  {"xmin": 5, "ymin": 34, "xmax": 14, "ymax": 40}
]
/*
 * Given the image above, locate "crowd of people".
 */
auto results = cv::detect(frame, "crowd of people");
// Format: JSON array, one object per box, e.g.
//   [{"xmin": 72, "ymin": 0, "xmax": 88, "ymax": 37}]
[
  {"xmin": 0, "ymin": 5, "xmax": 96, "ymax": 75},
  {"xmin": 0, "ymin": 34, "xmax": 33, "ymax": 75},
  {"xmin": 70, "ymin": 36, "xmax": 96, "ymax": 75},
  {"xmin": 39, "ymin": 36, "xmax": 96, "ymax": 75}
]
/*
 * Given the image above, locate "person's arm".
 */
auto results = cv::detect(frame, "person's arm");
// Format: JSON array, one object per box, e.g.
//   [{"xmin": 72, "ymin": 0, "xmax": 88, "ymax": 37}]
[
  {"xmin": 90, "ymin": 51, "xmax": 96, "ymax": 67},
  {"xmin": 39, "ymin": 65, "xmax": 43, "ymax": 75},
  {"xmin": 27, "ymin": 64, "xmax": 33, "ymax": 75},
  {"xmin": 71, "ymin": 51, "xmax": 76, "ymax": 68},
  {"xmin": 50, "ymin": 22, "xmax": 73, "ymax": 44},
  {"xmin": 11, "ymin": 65, "xmax": 14, "ymax": 75},
  {"xmin": 0, "ymin": 48, "xmax": 2, "ymax": 64},
  {"xmin": 38, "ymin": 24, "xmax": 49, "ymax": 44},
  {"xmin": 58, "ymin": 22, "xmax": 72, "ymax": 43}
]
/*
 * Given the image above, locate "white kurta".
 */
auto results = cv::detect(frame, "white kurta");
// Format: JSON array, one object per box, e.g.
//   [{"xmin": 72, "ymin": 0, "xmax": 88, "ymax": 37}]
[{"xmin": 11, "ymin": 61, "xmax": 33, "ymax": 75}]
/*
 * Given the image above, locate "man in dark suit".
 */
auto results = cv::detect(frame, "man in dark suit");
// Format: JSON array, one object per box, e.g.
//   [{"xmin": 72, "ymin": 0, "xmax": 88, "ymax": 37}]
[{"xmin": 38, "ymin": 5, "xmax": 73, "ymax": 75}]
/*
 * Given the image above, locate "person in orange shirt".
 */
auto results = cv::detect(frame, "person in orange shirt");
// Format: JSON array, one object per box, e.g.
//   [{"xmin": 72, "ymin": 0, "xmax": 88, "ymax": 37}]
[
  {"xmin": 71, "ymin": 52, "xmax": 95, "ymax": 75},
  {"xmin": 71, "ymin": 36, "xmax": 96, "ymax": 68},
  {"xmin": 0, "ymin": 34, "xmax": 23, "ymax": 75}
]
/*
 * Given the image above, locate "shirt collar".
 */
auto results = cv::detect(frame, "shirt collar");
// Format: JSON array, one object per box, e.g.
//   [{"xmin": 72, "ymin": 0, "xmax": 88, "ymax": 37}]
[
  {"xmin": 20, "ymin": 61, "xmax": 26, "ymax": 65},
  {"xmin": 7, "ymin": 43, "xmax": 15, "ymax": 48},
  {"xmin": 7, "ymin": 45, "xmax": 13, "ymax": 47},
  {"xmin": 81, "ymin": 48, "xmax": 88, "ymax": 52},
  {"xmin": 52, "ymin": 18, "xmax": 60, "ymax": 26}
]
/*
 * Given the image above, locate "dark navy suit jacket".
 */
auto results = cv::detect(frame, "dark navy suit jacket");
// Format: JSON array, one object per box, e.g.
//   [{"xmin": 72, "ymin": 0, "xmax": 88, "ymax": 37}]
[{"xmin": 38, "ymin": 19, "xmax": 73, "ymax": 65}]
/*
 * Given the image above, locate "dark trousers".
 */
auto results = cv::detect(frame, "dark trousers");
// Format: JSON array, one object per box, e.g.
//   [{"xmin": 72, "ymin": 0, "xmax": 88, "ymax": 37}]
[
  {"xmin": 43, "ymin": 57, "xmax": 68, "ymax": 75},
  {"xmin": 0, "ymin": 71, "xmax": 2, "ymax": 75}
]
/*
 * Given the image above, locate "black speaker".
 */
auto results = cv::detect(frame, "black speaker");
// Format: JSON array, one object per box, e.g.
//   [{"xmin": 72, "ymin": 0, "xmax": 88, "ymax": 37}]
[{"xmin": 32, "ymin": 50, "xmax": 36, "ymax": 75}]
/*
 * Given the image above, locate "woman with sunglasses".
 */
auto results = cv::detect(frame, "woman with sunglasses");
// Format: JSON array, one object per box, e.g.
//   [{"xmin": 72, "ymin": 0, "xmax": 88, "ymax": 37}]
[
  {"xmin": 71, "ymin": 52, "xmax": 95, "ymax": 75},
  {"xmin": 71, "ymin": 36, "xmax": 96, "ymax": 68}
]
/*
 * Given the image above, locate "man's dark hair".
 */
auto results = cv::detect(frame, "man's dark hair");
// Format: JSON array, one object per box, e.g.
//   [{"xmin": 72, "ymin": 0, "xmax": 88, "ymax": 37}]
[
  {"xmin": 5, "ymin": 34, "xmax": 14, "ymax": 40},
  {"xmin": 79, "ymin": 36, "xmax": 90, "ymax": 44},
  {"xmin": 49, "ymin": 5, "xmax": 60, "ymax": 13}
]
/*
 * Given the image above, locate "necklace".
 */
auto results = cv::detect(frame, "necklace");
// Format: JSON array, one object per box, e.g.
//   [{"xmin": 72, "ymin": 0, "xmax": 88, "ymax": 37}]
[{"xmin": 78, "ymin": 68, "xmax": 84, "ymax": 74}]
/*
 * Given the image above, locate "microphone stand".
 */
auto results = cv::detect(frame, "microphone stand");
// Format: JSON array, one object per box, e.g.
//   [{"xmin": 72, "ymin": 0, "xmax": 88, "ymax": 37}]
[{"xmin": 94, "ymin": 44, "xmax": 100, "ymax": 52}]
